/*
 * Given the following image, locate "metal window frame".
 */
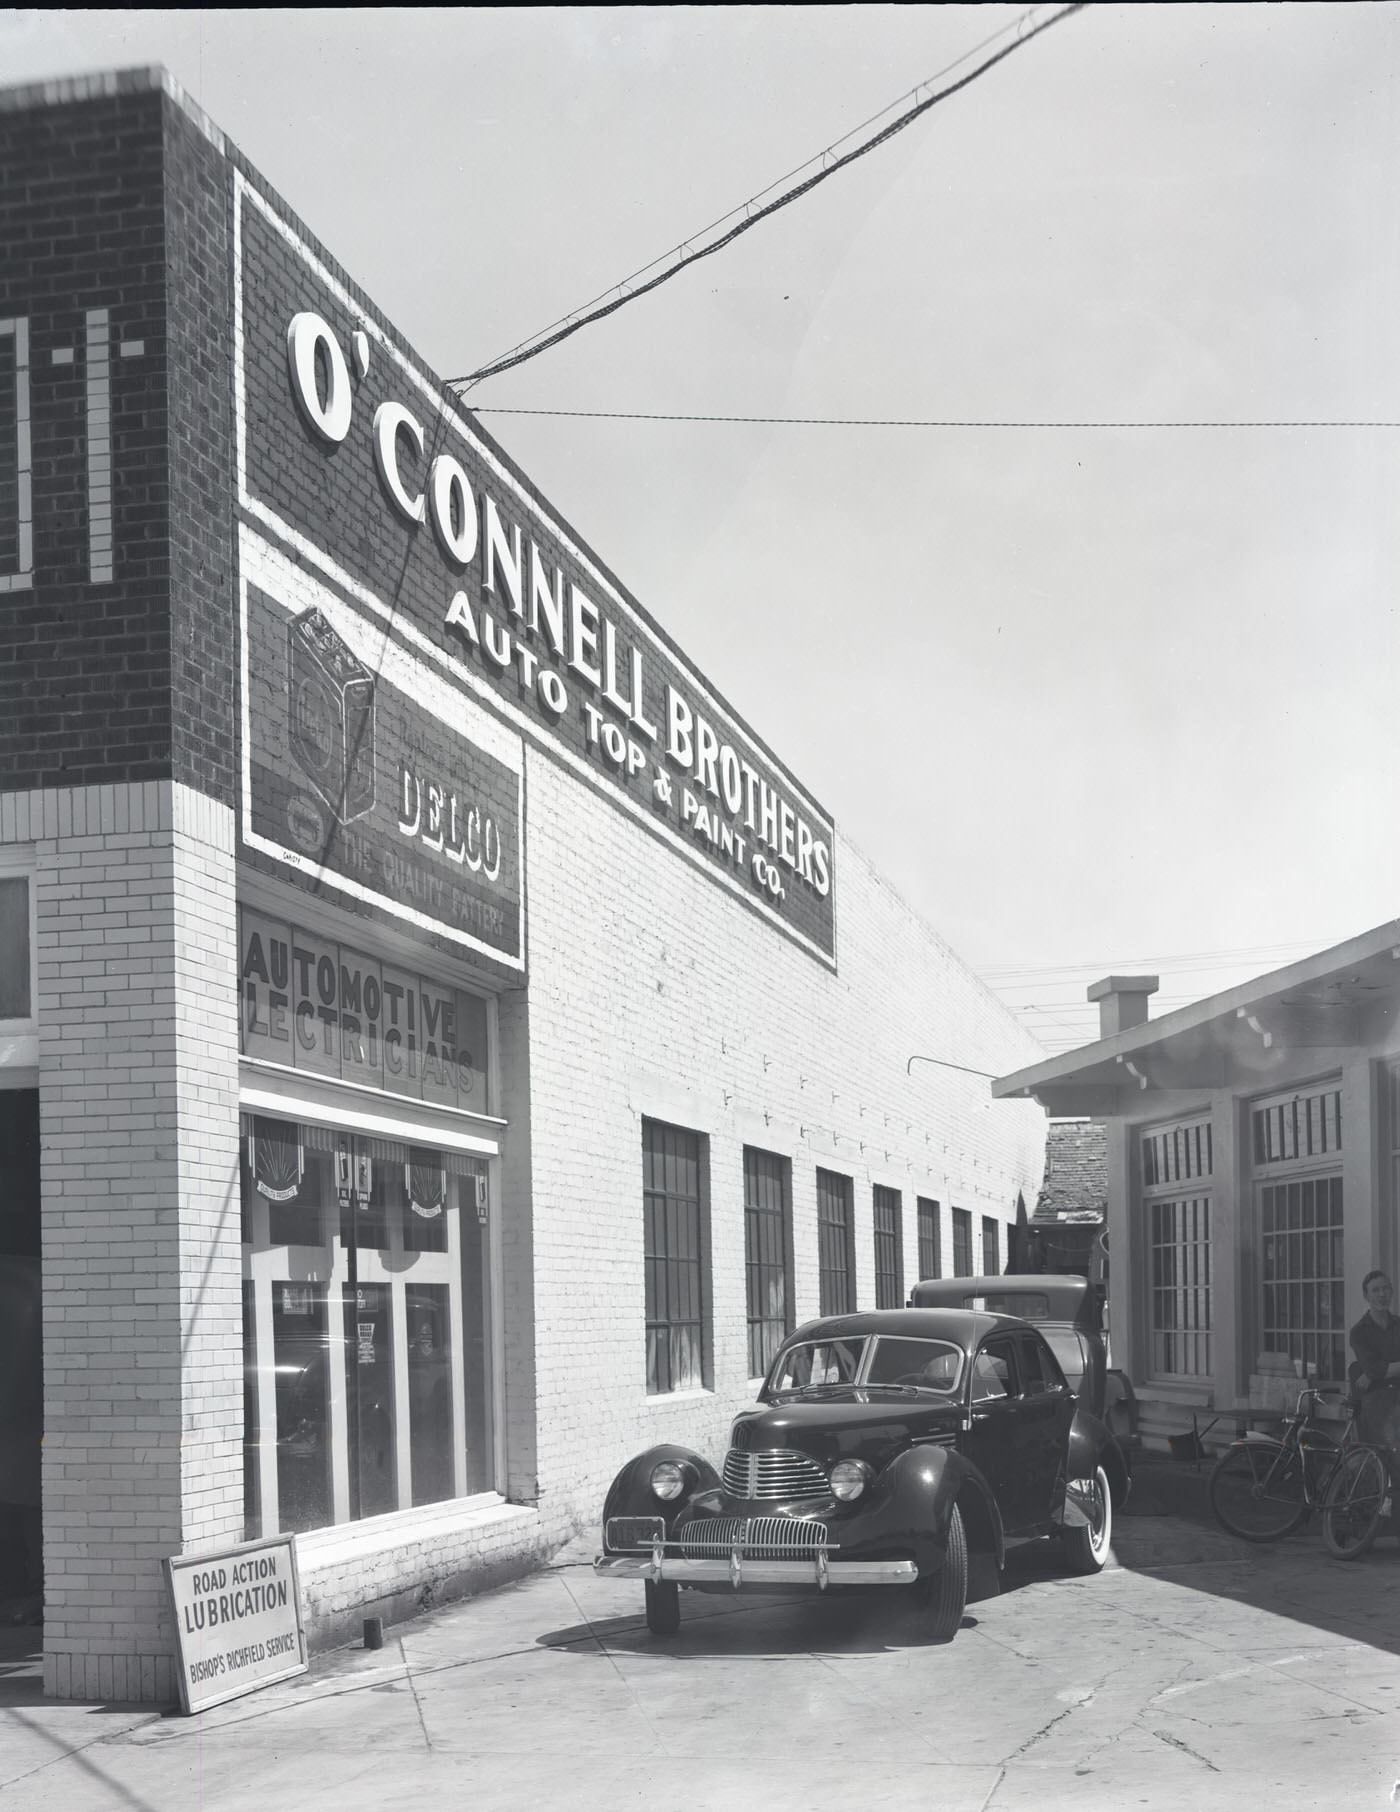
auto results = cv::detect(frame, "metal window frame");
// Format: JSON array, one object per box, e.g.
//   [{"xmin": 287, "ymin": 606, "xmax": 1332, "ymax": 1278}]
[
  {"xmin": 917, "ymin": 1196, "xmax": 941, "ymax": 1281},
  {"xmin": 743, "ymin": 1146, "xmax": 793, "ymax": 1380},
  {"xmin": 643, "ymin": 1118, "xmax": 710, "ymax": 1395},
  {"xmin": 951, "ymin": 1206, "xmax": 973, "ymax": 1278},
  {"xmin": 816, "ymin": 1167, "xmax": 856, "ymax": 1316},
  {"xmin": 872, "ymin": 1184, "xmax": 903, "ymax": 1310}
]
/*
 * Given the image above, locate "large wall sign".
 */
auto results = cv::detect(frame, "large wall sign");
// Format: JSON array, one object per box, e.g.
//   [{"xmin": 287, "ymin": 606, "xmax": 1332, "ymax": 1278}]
[
  {"xmin": 240, "ymin": 531, "xmax": 523, "ymax": 966},
  {"xmin": 233, "ymin": 174, "xmax": 837, "ymax": 967}
]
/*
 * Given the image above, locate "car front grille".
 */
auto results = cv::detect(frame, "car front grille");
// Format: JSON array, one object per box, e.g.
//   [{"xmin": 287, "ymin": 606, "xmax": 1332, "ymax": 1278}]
[
  {"xmin": 678, "ymin": 1516, "xmax": 830, "ymax": 1559},
  {"xmin": 722, "ymin": 1447, "xmax": 830, "ymax": 1500}
]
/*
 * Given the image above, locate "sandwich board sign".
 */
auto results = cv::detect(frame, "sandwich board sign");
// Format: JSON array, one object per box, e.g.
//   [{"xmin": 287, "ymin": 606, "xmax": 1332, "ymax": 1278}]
[{"xmin": 165, "ymin": 1534, "xmax": 308, "ymax": 1713}]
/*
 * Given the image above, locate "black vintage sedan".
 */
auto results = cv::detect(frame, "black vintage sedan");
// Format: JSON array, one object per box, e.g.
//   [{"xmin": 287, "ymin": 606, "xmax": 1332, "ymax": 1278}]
[{"xmin": 595, "ymin": 1307, "xmax": 1128, "ymax": 1641}]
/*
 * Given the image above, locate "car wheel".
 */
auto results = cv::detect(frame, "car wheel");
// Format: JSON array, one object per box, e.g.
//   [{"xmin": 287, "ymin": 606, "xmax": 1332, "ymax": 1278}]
[
  {"xmin": 921, "ymin": 1502, "xmax": 968, "ymax": 1642},
  {"xmin": 644, "ymin": 1578, "xmax": 681, "ymax": 1636},
  {"xmin": 1062, "ymin": 1464, "xmax": 1112, "ymax": 1574}
]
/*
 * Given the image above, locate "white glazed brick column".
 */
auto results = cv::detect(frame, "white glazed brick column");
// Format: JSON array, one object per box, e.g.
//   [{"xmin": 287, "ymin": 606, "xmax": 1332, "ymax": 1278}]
[{"xmin": 24, "ymin": 780, "xmax": 240, "ymax": 1703}]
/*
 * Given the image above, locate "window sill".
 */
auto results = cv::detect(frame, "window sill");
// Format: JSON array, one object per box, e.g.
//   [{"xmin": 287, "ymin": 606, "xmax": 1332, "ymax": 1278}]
[{"xmin": 294, "ymin": 1493, "xmax": 534, "ymax": 1568}]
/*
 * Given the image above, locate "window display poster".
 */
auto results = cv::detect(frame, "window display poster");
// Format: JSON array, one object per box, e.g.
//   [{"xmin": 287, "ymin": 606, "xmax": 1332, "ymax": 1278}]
[{"xmin": 165, "ymin": 1535, "xmax": 307, "ymax": 1714}]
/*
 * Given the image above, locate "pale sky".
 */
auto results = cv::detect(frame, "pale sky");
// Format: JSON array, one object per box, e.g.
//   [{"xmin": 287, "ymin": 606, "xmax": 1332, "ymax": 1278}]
[{"xmin": 5, "ymin": 4, "xmax": 1397, "ymax": 1054}]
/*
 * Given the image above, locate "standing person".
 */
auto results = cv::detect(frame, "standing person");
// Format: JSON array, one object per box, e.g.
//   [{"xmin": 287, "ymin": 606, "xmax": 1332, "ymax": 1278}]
[{"xmin": 1349, "ymin": 1270, "xmax": 1400, "ymax": 1449}]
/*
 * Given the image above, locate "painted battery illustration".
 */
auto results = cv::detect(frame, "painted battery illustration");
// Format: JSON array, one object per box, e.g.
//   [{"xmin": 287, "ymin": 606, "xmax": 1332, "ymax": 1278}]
[{"xmin": 287, "ymin": 607, "xmax": 376, "ymax": 824}]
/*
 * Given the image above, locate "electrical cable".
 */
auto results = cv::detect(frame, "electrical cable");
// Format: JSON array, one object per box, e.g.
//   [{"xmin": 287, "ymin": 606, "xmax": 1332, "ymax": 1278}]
[
  {"xmin": 977, "ymin": 937, "xmax": 1338, "ymax": 979},
  {"xmin": 448, "ymin": 3, "xmax": 1085, "ymax": 391},
  {"xmin": 466, "ymin": 409, "xmax": 1400, "ymax": 430}
]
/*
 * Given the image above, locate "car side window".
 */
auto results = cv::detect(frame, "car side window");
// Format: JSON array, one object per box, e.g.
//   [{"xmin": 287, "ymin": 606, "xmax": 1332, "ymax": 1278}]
[
  {"xmin": 971, "ymin": 1340, "xmax": 1017, "ymax": 1402},
  {"xmin": 1017, "ymin": 1333, "xmax": 1063, "ymax": 1396}
]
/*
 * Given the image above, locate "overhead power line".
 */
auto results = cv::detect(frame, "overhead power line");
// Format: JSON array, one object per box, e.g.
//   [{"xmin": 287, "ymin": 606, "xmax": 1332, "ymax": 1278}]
[
  {"xmin": 449, "ymin": 3, "xmax": 1085, "ymax": 391},
  {"xmin": 468, "ymin": 409, "xmax": 1400, "ymax": 430},
  {"xmin": 977, "ymin": 937, "xmax": 1335, "ymax": 981}
]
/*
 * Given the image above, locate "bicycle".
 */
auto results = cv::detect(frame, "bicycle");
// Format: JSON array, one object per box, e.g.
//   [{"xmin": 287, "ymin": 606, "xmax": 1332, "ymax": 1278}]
[
  {"xmin": 1207, "ymin": 1385, "xmax": 1391, "ymax": 1558},
  {"xmin": 1319, "ymin": 1405, "xmax": 1392, "ymax": 1561}
]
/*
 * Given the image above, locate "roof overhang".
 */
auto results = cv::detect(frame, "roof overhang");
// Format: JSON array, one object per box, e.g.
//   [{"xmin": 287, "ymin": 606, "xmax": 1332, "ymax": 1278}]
[{"xmin": 992, "ymin": 919, "xmax": 1400, "ymax": 1116}]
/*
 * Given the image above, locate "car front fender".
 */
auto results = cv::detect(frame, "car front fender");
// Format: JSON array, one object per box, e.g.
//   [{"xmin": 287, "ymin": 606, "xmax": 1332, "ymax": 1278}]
[
  {"xmin": 601, "ymin": 1443, "xmax": 723, "ymax": 1532},
  {"xmin": 837, "ymin": 1442, "xmax": 1005, "ymax": 1575}
]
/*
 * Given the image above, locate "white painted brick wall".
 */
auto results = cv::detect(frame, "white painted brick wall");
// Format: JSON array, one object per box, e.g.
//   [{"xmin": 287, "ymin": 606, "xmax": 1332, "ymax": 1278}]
[
  {"xmin": 3, "ymin": 781, "xmax": 240, "ymax": 1702},
  {"xmin": 3, "ymin": 748, "xmax": 1048, "ymax": 1695},
  {"xmin": 516, "ymin": 751, "xmax": 1047, "ymax": 1547}
]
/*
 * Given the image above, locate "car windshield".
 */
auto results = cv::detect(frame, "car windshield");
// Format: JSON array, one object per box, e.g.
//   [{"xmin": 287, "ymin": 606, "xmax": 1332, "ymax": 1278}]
[
  {"xmin": 1040, "ymin": 1327, "xmax": 1086, "ymax": 1394},
  {"xmin": 865, "ymin": 1337, "xmax": 963, "ymax": 1393},
  {"xmin": 768, "ymin": 1339, "xmax": 863, "ymax": 1392},
  {"xmin": 768, "ymin": 1335, "xmax": 964, "ymax": 1395}
]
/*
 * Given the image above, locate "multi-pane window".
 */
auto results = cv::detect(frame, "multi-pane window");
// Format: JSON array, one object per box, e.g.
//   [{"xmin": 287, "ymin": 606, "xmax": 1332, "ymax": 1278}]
[
  {"xmin": 643, "ymin": 1120, "xmax": 708, "ymax": 1394},
  {"xmin": 744, "ymin": 1148, "xmax": 791, "ymax": 1379},
  {"xmin": 981, "ymin": 1216, "xmax": 1000, "ymax": 1276},
  {"xmin": 873, "ymin": 1186, "xmax": 903, "ymax": 1308},
  {"xmin": 951, "ymin": 1207, "xmax": 973, "ymax": 1277},
  {"xmin": 1140, "ymin": 1114, "xmax": 1214, "ymax": 1380},
  {"xmin": 1143, "ymin": 1120, "xmax": 1213, "ymax": 1186},
  {"xmin": 1148, "ymin": 1198, "xmax": 1212, "ymax": 1377},
  {"xmin": 1259, "ymin": 1175, "xmax": 1345, "ymax": 1381},
  {"xmin": 1252, "ymin": 1086, "xmax": 1341, "ymax": 1167},
  {"xmin": 817, "ymin": 1169, "xmax": 856, "ymax": 1315},
  {"xmin": 917, "ymin": 1198, "xmax": 941, "ymax": 1281}
]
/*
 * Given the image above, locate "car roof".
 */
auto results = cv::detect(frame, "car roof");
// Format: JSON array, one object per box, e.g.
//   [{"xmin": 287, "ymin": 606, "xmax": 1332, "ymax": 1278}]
[
  {"xmin": 785, "ymin": 1306, "xmax": 1032, "ymax": 1347},
  {"xmin": 906, "ymin": 1273, "xmax": 1101, "ymax": 1331}
]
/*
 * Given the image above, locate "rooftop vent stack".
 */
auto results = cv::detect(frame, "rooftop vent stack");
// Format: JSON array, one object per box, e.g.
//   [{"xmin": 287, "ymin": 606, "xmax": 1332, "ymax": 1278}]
[{"xmin": 1086, "ymin": 975, "xmax": 1159, "ymax": 1038}]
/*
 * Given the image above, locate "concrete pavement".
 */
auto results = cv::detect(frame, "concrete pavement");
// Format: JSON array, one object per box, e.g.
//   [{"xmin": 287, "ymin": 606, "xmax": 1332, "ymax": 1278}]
[{"xmin": 4, "ymin": 1457, "xmax": 1400, "ymax": 1811}]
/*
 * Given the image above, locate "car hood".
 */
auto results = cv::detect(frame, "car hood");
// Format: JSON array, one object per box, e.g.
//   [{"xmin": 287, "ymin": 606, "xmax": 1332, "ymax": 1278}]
[{"xmin": 731, "ymin": 1396, "xmax": 960, "ymax": 1469}]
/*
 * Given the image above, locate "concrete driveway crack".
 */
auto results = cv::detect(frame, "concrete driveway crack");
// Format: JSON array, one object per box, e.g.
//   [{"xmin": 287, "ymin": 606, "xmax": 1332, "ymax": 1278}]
[
  {"xmin": 1000, "ymin": 1681, "xmax": 1100, "ymax": 1762},
  {"xmin": 399, "ymin": 1636, "xmax": 434, "ymax": 1752},
  {"xmin": 555, "ymin": 1569, "xmax": 670, "ymax": 1754},
  {"xmin": 1152, "ymin": 1726, "xmax": 1222, "ymax": 1771}
]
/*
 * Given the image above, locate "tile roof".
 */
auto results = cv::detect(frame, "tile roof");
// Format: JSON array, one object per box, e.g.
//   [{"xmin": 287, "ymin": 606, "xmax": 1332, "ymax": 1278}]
[{"xmin": 1034, "ymin": 1120, "xmax": 1107, "ymax": 1223}]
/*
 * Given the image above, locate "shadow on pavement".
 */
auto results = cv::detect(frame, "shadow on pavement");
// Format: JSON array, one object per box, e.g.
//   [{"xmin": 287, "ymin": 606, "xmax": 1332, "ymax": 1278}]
[
  {"xmin": 537, "ymin": 1589, "xmax": 987, "ymax": 1657},
  {"xmin": 545, "ymin": 1456, "xmax": 1400, "ymax": 1663},
  {"xmin": 1112, "ymin": 1451, "xmax": 1400, "ymax": 1658}
]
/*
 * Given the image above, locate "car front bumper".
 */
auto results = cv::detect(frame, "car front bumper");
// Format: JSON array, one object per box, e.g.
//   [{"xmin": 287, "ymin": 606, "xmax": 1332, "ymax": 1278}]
[
  {"xmin": 595, "ymin": 1515, "xmax": 919, "ymax": 1590},
  {"xmin": 594, "ymin": 1553, "xmax": 919, "ymax": 1588}
]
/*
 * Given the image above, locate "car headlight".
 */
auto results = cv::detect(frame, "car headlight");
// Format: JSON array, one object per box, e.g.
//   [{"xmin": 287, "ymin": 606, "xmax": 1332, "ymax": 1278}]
[
  {"xmin": 829, "ymin": 1459, "xmax": 872, "ymax": 1503},
  {"xmin": 650, "ymin": 1460, "xmax": 688, "ymax": 1501}
]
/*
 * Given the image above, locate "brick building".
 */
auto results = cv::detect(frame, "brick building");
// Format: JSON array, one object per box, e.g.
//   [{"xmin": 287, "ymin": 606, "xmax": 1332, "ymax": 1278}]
[{"xmin": 0, "ymin": 69, "xmax": 1047, "ymax": 1702}]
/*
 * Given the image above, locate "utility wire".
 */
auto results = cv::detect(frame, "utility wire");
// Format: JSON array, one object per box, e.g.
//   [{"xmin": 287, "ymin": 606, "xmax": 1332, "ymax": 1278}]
[
  {"xmin": 977, "ymin": 937, "xmax": 1336, "ymax": 979},
  {"xmin": 467, "ymin": 409, "xmax": 1400, "ymax": 430},
  {"xmin": 449, "ymin": 3, "xmax": 1085, "ymax": 391}
]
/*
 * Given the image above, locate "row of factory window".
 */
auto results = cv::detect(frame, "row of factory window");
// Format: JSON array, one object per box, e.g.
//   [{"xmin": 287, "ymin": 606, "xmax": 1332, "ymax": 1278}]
[{"xmin": 643, "ymin": 1117, "xmax": 1002, "ymax": 1397}]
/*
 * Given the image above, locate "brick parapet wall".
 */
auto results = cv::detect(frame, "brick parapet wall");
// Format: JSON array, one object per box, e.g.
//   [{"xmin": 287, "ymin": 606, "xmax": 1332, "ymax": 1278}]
[
  {"xmin": 3, "ymin": 779, "xmax": 239, "ymax": 1702},
  {"xmin": 0, "ymin": 85, "xmax": 173, "ymax": 793}
]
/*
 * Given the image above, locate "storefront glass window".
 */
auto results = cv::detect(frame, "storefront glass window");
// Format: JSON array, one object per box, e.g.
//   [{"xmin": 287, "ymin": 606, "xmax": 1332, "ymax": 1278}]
[
  {"xmin": 240, "ymin": 1114, "xmax": 494, "ymax": 1537},
  {"xmin": 272, "ymin": 1279, "xmax": 332, "ymax": 1533}
]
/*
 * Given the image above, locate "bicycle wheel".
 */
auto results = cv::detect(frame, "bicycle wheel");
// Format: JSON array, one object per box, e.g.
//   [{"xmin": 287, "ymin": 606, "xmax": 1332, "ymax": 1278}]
[
  {"xmin": 1209, "ymin": 1440, "xmax": 1310, "ymax": 1541},
  {"xmin": 1321, "ymin": 1446, "xmax": 1388, "ymax": 1560}
]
